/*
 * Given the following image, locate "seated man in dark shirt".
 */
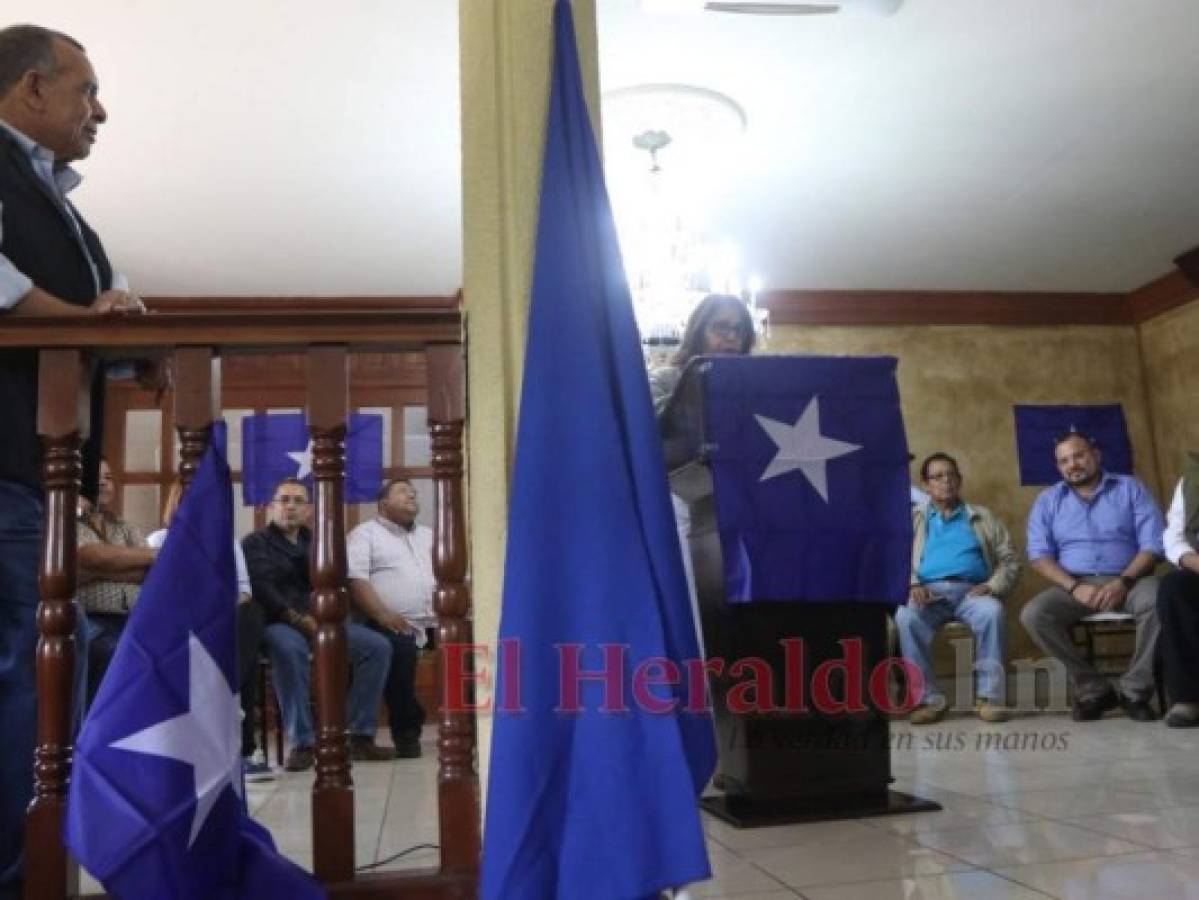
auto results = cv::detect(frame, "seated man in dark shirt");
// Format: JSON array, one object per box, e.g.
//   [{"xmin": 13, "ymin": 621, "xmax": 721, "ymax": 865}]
[{"xmin": 242, "ymin": 478, "xmax": 393, "ymax": 771}]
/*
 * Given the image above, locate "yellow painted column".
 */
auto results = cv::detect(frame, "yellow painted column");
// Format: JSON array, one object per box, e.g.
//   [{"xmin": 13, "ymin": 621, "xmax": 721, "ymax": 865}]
[{"xmin": 459, "ymin": 0, "xmax": 599, "ymax": 793}]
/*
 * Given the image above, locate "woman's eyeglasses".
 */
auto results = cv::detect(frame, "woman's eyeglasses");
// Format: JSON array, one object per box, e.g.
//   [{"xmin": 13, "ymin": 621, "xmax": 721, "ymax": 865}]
[{"xmin": 706, "ymin": 321, "xmax": 747, "ymax": 339}]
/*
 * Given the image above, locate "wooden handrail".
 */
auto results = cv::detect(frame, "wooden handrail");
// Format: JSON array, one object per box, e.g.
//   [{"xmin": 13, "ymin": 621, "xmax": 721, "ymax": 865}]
[
  {"xmin": 14, "ymin": 307, "xmax": 479, "ymax": 899},
  {"xmin": 0, "ymin": 305, "xmax": 461, "ymax": 351}
]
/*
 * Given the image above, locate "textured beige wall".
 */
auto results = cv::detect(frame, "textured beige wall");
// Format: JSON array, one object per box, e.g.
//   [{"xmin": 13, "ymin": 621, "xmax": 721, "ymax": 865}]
[
  {"xmin": 766, "ymin": 324, "xmax": 1161, "ymax": 661},
  {"xmin": 1139, "ymin": 299, "xmax": 1199, "ymax": 494}
]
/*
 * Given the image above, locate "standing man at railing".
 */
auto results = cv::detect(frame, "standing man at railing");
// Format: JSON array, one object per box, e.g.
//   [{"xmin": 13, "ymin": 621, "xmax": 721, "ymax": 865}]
[{"xmin": 0, "ymin": 24, "xmax": 149, "ymax": 899}]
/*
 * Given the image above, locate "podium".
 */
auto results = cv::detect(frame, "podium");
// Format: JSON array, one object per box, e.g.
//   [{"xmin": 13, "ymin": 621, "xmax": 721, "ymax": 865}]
[{"xmin": 662, "ymin": 355, "xmax": 938, "ymax": 826}]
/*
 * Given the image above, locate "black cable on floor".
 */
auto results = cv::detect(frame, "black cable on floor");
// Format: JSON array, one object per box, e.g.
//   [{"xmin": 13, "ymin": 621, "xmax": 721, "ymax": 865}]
[{"xmin": 355, "ymin": 843, "xmax": 440, "ymax": 872}]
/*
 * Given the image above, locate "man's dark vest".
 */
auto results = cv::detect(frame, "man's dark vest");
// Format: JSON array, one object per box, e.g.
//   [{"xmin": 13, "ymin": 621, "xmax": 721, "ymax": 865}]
[{"xmin": 0, "ymin": 127, "xmax": 112, "ymax": 499}]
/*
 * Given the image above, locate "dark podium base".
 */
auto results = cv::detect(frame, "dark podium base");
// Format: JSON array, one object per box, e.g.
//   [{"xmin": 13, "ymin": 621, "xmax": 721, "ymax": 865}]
[{"xmin": 701, "ymin": 789, "xmax": 941, "ymax": 828}]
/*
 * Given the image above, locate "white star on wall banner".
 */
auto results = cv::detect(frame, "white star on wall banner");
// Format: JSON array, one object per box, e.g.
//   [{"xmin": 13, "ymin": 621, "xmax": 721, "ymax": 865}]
[
  {"xmin": 287, "ymin": 439, "xmax": 315, "ymax": 479},
  {"xmin": 754, "ymin": 396, "xmax": 862, "ymax": 502},
  {"xmin": 109, "ymin": 633, "xmax": 242, "ymax": 848}
]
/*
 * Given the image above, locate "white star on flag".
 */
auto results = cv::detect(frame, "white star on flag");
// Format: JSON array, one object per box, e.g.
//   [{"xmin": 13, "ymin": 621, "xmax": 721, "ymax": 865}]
[
  {"xmin": 288, "ymin": 439, "xmax": 314, "ymax": 479},
  {"xmin": 755, "ymin": 396, "xmax": 862, "ymax": 502},
  {"xmin": 110, "ymin": 633, "xmax": 242, "ymax": 848}
]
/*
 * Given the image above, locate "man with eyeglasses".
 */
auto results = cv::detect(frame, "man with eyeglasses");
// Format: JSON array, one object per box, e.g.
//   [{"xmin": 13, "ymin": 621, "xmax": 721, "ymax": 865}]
[
  {"xmin": 896, "ymin": 452, "xmax": 1020, "ymax": 724},
  {"xmin": 242, "ymin": 478, "xmax": 395, "ymax": 770},
  {"xmin": 1021, "ymin": 430, "xmax": 1164, "ymax": 722}
]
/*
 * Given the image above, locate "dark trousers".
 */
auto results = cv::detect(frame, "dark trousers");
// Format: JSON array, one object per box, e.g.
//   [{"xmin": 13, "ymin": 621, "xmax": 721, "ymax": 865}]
[
  {"xmin": 86, "ymin": 613, "xmax": 127, "ymax": 708},
  {"xmin": 1157, "ymin": 568, "xmax": 1199, "ymax": 703},
  {"xmin": 236, "ymin": 601, "xmax": 266, "ymax": 757},
  {"xmin": 0, "ymin": 481, "xmax": 87, "ymax": 898},
  {"xmin": 370, "ymin": 623, "xmax": 425, "ymax": 743}
]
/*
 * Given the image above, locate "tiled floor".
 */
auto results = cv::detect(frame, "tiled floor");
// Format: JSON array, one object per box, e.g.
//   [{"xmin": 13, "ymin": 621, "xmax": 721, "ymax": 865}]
[
  {"xmin": 245, "ymin": 731, "xmax": 441, "ymax": 876},
  {"xmin": 81, "ymin": 714, "xmax": 1199, "ymax": 898},
  {"xmin": 685, "ymin": 712, "xmax": 1199, "ymax": 899}
]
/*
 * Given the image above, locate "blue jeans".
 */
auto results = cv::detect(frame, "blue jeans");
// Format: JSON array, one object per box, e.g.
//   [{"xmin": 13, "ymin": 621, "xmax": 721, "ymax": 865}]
[
  {"xmin": 895, "ymin": 579, "xmax": 1006, "ymax": 703},
  {"xmin": 0, "ymin": 481, "xmax": 89, "ymax": 896},
  {"xmin": 263, "ymin": 621, "xmax": 391, "ymax": 748}
]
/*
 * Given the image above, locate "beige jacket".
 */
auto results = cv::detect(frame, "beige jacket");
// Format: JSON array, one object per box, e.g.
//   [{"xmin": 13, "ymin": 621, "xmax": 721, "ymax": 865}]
[{"xmin": 911, "ymin": 502, "xmax": 1021, "ymax": 598}]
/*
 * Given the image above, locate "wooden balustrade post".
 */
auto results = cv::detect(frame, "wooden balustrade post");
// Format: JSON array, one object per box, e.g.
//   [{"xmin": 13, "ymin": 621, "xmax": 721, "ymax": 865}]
[
  {"xmin": 25, "ymin": 350, "xmax": 86, "ymax": 900},
  {"xmin": 425, "ymin": 344, "xmax": 481, "ymax": 874},
  {"xmin": 173, "ymin": 348, "xmax": 220, "ymax": 487},
  {"xmin": 306, "ymin": 345, "xmax": 355, "ymax": 883}
]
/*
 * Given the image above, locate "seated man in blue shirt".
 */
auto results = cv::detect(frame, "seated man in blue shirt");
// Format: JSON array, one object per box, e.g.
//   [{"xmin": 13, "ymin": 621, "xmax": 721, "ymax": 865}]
[
  {"xmin": 897, "ymin": 453, "xmax": 1021, "ymax": 724},
  {"xmin": 1020, "ymin": 430, "xmax": 1164, "ymax": 722}
]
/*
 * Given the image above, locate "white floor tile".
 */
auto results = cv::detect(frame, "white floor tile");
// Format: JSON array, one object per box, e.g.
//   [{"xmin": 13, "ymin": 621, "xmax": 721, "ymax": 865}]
[
  {"xmin": 685, "ymin": 844, "xmax": 792, "ymax": 897},
  {"xmin": 703, "ymin": 816, "xmax": 876, "ymax": 853},
  {"xmin": 994, "ymin": 851, "xmax": 1199, "ymax": 899},
  {"xmin": 799, "ymin": 870, "xmax": 1050, "ymax": 900},
  {"xmin": 913, "ymin": 820, "xmax": 1144, "ymax": 868},
  {"xmin": 741, "ymin": 831, "xmax": 972, "ymax": 889},
  {"xmin": 1066, "ymin": 806, "xmax": 1199, "ymax": 850},
  {"xmin": 989, "ymin": 784, "xmax": 1164, "ymax": 819}
]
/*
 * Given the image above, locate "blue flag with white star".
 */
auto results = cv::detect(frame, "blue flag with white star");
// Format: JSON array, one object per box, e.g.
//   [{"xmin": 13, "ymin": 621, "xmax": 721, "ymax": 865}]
[
  {"xmin": 1013, "ymin": 404, "xmax": 1132, "ymax": 485},
  {"xmin": 479, "ymin": 2, "xmax": 716, "ymax": 898},
  {"xmin": 65, "ymin": 426, "xmax": 324, "ymax": 899},
  {"xmin": 241, "ymin": 413, "xmax": 383, "ymax": 504},
  {"xmin": 702, "ymin": 355, "xmax": 913, "ymax": 604}
]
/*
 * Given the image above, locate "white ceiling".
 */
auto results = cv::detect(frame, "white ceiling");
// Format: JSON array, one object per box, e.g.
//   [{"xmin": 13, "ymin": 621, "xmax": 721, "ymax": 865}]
[
  {"xmin": 599, "ymin": 0, "xmax": 1199, "ymax": 292},
  {"xmin": 7, "ymin": 1, "xmax": 1199, "ymax": 296},
  {"xmin": 8, "ymin": 0, "xmax": 462, "ymax": 297}
]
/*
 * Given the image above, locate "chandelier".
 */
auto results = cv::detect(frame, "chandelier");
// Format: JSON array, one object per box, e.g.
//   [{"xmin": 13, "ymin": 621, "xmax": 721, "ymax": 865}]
[{"xmin": 603, "ymin": 84, "xmax": 768, "ymax": 351}]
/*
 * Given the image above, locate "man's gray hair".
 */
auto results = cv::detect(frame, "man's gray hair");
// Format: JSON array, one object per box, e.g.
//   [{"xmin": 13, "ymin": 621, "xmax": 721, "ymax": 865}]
[{"xmin": 0, "ymin": 25, "xmax": 85, "ymax": 101}]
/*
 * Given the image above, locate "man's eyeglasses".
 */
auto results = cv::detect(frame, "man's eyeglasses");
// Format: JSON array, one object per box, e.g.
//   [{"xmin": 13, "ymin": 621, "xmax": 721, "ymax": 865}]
[
  {"xmin": 706, "ymin": 321, "xmax": 747, "ymax": 339},
  {"xmin": 925, "ymin": 471, "xmax": 960, "ymax": 482}
]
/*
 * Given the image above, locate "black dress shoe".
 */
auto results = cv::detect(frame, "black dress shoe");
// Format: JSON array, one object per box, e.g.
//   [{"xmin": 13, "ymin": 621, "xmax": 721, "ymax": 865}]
[
  {"xmin": 1119, "ymin": 694, "xmax": 1159, "ymax": 722},
  {"xmin": 1165, "ymin": 703, "xmax": 1199, "ymax": 728},
  {"xmin": 1072, "ymin": 688, "xmax": 1118, "ymax": 722}
]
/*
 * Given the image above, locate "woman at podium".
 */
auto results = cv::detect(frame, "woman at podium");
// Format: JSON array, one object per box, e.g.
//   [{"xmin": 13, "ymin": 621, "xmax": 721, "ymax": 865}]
[
  {"xmin": 649, "ymin": 294, "xmax": 757, "ymax": 413},
  {"xmin": 648, "ymin": 294, "xmax": 757, "ymax": 645}
]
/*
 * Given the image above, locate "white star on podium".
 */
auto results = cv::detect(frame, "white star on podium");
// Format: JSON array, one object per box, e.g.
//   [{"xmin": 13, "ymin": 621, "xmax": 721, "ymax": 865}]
[
  {"xmin": 110, "ymin": 633, "xmax": 242, "ymax": 847},
  {"xmin": 288, "ymin": 440, "xmax": 314, "ymax": 479},
  {"xmin": 755, "ymin": 397, "xmax": 862, "ymax": 501}
]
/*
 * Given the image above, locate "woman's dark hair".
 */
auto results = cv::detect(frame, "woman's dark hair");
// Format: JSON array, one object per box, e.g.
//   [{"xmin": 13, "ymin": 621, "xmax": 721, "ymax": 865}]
[
  {"xmin": 920, "ymin": 452, "xmax": 960, "ymax": 482},
  {"xmin": 671, "ymin": 293, "xmax": 756, "ymax": 367}
]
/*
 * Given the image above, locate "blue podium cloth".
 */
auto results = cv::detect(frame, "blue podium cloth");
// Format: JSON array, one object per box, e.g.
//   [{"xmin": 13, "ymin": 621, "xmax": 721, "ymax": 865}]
[{"xmin": 702, "ymin": 354, "xmax": 913, "ymax": 604}]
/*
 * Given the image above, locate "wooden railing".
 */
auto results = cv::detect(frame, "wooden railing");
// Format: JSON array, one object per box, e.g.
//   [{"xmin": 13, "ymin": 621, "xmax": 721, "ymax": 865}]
[{"xmin": 0, "ymin": 301, "xmax": 479, "ymax": 899}]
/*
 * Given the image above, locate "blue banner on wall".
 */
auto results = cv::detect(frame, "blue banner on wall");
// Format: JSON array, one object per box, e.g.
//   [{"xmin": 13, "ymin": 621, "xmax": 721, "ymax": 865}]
[{"xmin": 1013, "ymin": 404, "xmax": 1132, "ymax": 485}]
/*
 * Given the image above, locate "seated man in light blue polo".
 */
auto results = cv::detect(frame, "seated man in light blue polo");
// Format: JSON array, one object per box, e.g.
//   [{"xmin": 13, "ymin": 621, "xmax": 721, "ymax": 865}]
[
  {"xmin": 1020, "ymin": 430, "xmax": 1164, "ymax": 722},
  {"xmin": 897, "ymin": 452, "xmax": 1021, "ymax": 725}
]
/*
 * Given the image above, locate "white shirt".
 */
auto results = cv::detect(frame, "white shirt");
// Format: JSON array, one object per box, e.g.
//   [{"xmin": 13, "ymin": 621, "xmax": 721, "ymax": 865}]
[
  {"xmin": 346, "ymin": 516, "xmax": 435, "ymax": 627},
  {"xmin": 1163, "ymin": 478, "xmax": 1198, "ymax": 568}
]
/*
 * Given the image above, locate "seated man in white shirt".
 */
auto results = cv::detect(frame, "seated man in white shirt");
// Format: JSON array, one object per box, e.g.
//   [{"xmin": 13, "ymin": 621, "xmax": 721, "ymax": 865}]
[{"xmin": 347, "ymin": 479, "xmax": 434, "ymax": 758}]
